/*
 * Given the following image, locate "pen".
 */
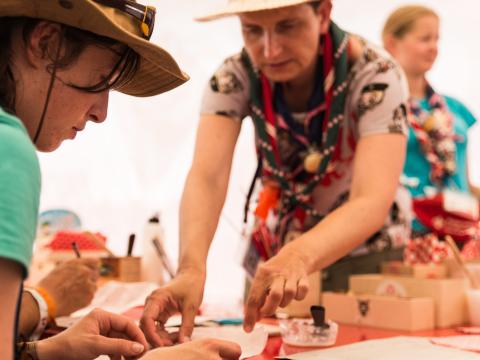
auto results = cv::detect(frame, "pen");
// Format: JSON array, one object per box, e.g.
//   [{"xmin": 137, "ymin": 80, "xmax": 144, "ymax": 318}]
[
  {"xmin": 152, "ymin": 238, "xmax": 175, "ymax": 279},
  {"xmin": 72, "ymin": 241, "xmax": 81, "ymax": 258},
  {"xmin": 127, "ymin": 233, "xmax": 136, "ymax": 257}
]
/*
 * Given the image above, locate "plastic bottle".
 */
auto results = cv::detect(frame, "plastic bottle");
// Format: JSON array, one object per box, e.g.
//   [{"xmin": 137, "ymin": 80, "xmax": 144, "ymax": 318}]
[{"xmin": 141, "ymin": 213, "xmax": 169, "ymax": 284}]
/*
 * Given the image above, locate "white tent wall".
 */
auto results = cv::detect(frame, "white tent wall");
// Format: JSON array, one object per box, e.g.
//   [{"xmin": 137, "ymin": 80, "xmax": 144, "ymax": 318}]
[{"xmin": 38, "ymin": 0, "xmax": 479, "ymax": 306}]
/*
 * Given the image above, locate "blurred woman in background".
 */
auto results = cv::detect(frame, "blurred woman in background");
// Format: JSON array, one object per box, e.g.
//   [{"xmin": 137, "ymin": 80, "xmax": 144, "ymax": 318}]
[{"xmin": 383, "ymin": 5, "xmax": 479, "ymax": 255}]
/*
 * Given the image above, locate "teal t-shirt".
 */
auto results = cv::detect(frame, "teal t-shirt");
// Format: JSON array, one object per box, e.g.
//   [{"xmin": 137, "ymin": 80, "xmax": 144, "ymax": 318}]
[
  {"xmin": 0, "ymin": 107, "xmax": 40, "ymax": 277},
  {"xmin": 403, "ymin": 96, "xmax": 477, "ymax": 231}
]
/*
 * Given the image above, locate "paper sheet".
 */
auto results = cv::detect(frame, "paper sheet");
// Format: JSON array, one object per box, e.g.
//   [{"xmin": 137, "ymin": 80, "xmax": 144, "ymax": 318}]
[
  {"xmin": 430, "ymin": 335, "xmax": 480, "ymax": 353},
  {"xmin": 276, "ymin": 337, "xmax": 480, "ymax": 360},
  {"xmin": 191, "ymin": 326, "xmax": 268, "ymax": 359},
  {"xmin": 71, "ymin": 281, "xmax": 158, "ymax": 317}
]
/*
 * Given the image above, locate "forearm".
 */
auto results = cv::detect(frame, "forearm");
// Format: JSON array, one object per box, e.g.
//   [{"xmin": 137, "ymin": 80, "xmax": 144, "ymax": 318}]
[
  {"xmin": 0, "ymin": 259, "xmax": 23, "ymax": 359},
  {"xmin": 287, "ymin": 195, "xmax": 392, "ymax": 273},
  {"xmin": 178, "ymin": 169, "xmax": 229, "ymax": 273},
  {"xmin": 18, "ymin": 291, "xmax": 40, "ymax": 338}
]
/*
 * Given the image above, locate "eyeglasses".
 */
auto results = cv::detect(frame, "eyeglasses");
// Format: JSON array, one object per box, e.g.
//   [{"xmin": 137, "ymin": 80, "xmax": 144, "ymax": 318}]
[{"xmin": 92, "ymin": 0, "xmax": 156, "ymax": 40}]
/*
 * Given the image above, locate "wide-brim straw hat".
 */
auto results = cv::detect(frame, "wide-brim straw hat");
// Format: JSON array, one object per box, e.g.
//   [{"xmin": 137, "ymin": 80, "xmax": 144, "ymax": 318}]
[
  {"xmin": 196, "ymin": 0, "xmax": 318, "ymax": 22},
  {"xmin": 0, "ymin": 0, "xmax": 189, "ymax": 97}
]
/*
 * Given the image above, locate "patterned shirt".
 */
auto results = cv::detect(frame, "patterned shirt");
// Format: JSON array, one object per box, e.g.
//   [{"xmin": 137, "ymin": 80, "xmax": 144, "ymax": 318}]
[{"xmin": 201, "ymin": 38, "xmax": 410, "ymax": 254}]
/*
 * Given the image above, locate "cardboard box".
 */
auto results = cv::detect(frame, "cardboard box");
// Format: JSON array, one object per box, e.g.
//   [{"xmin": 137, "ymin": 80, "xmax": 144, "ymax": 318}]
[
  {"xmin": 101, "ymin": 257, "xmax": 141, "ymax": 282},
  {"xmin": 323, "ymin": 292, "xmax": 435, "ymax": 331},
  {"xmin": 350, "ymin": 274, "xmax": 468, "ymax": 328},
  {"xmin": 381, "ymin": 261, "xmax": 447, "ymax": 279}
]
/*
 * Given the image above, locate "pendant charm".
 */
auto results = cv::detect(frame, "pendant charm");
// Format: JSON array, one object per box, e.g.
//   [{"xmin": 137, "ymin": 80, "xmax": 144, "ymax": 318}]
[{"xmin": 304, "ymin": 151, "xmax": 323, "ymax": 173}]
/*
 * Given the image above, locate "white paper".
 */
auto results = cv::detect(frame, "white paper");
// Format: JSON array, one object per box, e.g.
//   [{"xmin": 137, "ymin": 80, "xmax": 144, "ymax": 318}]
[
  {"xmin": 191, "ymin": 326, "xmax": 268, "ymax": 359},
  {"xmin": 276, "ymin": 337, "xmax": 480, "ymax": 360},
  {"xmin": 71, "ymin": 281, "xmax": 158, "ymax": 318},
  {"xmin": 444, "ymin": 189, "xmax": 479, "ymax": 219},
  {"xmin": 430, "ymin": 335, "xmax": 480, "ymax": 353},
  {"xmin": 164, "ymin": 314, "xmax": 213, "ymax": 328}
]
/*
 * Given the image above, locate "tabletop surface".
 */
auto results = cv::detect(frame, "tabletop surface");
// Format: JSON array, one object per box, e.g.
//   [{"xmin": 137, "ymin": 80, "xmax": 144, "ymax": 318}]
[{"xmin": 249, "ymin": 323, "xmax": 459, "ymax": 359}]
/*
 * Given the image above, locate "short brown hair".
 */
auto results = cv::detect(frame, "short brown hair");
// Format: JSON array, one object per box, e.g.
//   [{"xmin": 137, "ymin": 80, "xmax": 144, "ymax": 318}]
[{"xmin": 382, "ymin": 5, "xmax": 438, "ymax": 44}]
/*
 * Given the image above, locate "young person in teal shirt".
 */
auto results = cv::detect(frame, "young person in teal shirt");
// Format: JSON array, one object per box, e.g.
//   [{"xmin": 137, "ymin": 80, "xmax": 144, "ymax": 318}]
[
  {"xmin": 0, "ymin": 1, "xmax": 240, "ymax": 360},
  {"xmin": 383, "ymin": 6, "xmax": 478, "ymax": 237}
]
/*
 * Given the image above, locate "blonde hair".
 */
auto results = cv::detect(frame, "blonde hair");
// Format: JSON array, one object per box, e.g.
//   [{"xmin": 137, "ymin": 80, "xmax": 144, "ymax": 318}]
[{"xmin": 382, "ymin": 5, "xmax": 438, "ymax": 43}]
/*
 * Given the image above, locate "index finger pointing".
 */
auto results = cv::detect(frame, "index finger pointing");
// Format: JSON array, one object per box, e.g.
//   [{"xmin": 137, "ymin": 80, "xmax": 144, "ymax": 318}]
[{"xmin": 243, "ymin": 279, "xmax": 268, "ymax": 333}]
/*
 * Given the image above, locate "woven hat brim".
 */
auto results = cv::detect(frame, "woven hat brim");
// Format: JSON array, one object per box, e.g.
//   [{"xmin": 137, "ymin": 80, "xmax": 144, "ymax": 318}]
[
  {"xmin": 0, "ymin": 0, "xmax": 189, "ymax": 97},
  {"xmin": 196, "ymin": 0, "xmax": 316, "ymax": 22}
]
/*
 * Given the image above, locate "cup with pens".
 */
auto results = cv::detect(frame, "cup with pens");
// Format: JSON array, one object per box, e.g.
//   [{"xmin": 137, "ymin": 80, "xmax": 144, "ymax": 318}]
[{"xmin": 74, "ymin": 234, "xmax": 143, "ymax": 283}]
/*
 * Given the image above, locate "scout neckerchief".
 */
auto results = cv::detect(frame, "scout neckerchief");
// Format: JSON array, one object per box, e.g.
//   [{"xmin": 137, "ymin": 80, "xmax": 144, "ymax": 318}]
[
  {"xmin": 409, "ymin": 84, "xmax": 457, "ymax": 185},
  {"xmin": 242, "ymin": 22, "xmax": 350, "ymax": 253}
]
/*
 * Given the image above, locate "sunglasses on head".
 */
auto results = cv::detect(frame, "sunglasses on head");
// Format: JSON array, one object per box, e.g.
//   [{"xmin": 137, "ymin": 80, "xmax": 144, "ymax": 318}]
[{"xmin": 92, "ymin": 0, "xmax": 156, "ymax": 40}]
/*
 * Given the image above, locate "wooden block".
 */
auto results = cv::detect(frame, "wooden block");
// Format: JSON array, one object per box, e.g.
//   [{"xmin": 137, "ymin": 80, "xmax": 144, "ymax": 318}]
[
  {"xmin": 101, "ymin": 257, "xmax": 141, "ymax": 282},
  {"xmin": 350, "ymin": 274, "xmax": 468, "ymax": 328},
  {"xmin": 323, "ymin": 292, "xmax": 435, "ymax": 331}
]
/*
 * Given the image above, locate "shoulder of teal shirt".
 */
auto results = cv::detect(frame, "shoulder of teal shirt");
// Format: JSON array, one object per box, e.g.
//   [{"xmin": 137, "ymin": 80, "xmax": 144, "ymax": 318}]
[
  {"xmin": 0, "ymin": 106, "xmax": 41, "ymax": 278},
  {"xmin": 443, "ymin": 95, "xmax": 477, "ymax": 128}
]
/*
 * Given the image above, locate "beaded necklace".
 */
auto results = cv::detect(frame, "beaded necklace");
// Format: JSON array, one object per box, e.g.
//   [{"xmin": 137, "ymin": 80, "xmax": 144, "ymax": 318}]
[{"xmin": 409, "ymin": 84, "xmax": 458, "ymax": 185}]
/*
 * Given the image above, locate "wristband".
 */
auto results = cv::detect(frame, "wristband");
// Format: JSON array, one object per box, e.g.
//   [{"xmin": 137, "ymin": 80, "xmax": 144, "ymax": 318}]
[
  {"xmin": 24, "ymin": 288, "xmax": 54, "ymax": 340},
  {"xmin": 35, "ymin": 287, "xmax": 57, "ymax": 319}
]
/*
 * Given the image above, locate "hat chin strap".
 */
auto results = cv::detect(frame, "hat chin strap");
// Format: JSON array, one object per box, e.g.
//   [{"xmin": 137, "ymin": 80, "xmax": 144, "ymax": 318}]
[{"xmin": 33, "ymin": 34, "xmax": 64, "ymax": 145}]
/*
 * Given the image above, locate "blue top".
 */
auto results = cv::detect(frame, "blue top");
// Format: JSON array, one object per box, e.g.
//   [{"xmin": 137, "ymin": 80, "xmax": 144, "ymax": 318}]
[
  {"xmin": 0, "ymin": 107, "xmax": 41, "ymax": 277},
  {"xmin": 403, "ymin": 96, "xmax": 477, "ymax": 231}
]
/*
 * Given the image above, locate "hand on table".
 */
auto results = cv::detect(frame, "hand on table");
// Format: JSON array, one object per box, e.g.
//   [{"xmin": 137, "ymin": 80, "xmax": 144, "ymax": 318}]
[
  {"xmin": 140, "ymin": 270, "xmax": 206, "ymax": 347},
  {"xmin": 36, "ymin": 308, "xmax": 148, "ymax": 360},
  {"xmin": 38, "ymin": 258, "xmax": 99, "ymax": 317},
  {"xmin": 244, "ymin": 245, "xmax": 311, "ymax": 332},
  {"xmin": 140, "ymin": 339, "xmax": 241, "ymax": 360}
]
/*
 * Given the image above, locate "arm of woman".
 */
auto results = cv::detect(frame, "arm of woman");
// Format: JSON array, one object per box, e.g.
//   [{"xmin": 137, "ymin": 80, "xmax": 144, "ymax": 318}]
[
  {"xmin": 0, "ymin": 258, "xmax": 23, "ymax": 359},
  {"xmin": 141, "ymin": 114, "xmax": 241, "ymax": 346},
  {"xmin": 244, "ymin": 133, "xmax": 406, "ymax": 331}
]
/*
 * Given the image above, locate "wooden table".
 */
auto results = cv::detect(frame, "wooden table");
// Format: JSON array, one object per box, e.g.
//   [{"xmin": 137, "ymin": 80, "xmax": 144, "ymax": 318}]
[{"xmin": 249, "ymin": 323, "xmax": 459, "ymax": 359}]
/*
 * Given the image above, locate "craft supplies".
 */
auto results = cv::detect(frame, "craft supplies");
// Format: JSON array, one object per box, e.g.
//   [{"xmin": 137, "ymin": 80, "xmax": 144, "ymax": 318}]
[{"xmin": 279, "ymin": 306, "xmax": 338, "ymax": 347}]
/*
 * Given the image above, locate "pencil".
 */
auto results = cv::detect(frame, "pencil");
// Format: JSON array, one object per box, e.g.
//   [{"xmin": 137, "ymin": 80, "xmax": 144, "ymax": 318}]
[
  {"xmin": 72, "ymin": 241, "xmax": 81, "ymax": 258},
  {"xmin": 152, "ymin": 238, "xmax": 175, "ymax": 279},
  {"xmin": 445, "ymin": 235, "xmax": 479, "ymax": 289},
  {"xmin": 127, "ymin": 233, "xmax": 136, "ymax": 257}
]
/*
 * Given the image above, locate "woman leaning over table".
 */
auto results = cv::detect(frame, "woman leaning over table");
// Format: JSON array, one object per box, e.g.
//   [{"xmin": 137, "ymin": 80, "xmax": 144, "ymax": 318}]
[
  {"xmin": 0, "ymin": 0, "xmax": 240, "ymax": 359},
  {"xmin": 383, "ymin": 6, "xmax": 479, "ymax": 253},
  {"xmin": 141, "ymin": 0, "xmax": 411, "ymax": 347}
]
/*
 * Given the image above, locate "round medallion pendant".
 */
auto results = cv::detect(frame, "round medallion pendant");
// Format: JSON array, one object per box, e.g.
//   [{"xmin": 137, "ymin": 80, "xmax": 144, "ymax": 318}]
[{"xmin": 304, "ymin": 151, "xmax": 323, "ymax": 173}]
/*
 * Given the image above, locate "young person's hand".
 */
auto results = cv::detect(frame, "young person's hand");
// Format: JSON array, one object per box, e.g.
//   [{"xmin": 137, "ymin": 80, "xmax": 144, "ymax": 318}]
[
  {"xmin": 36, "ymin": 309, "xmax": 148, "ymax": 360},
  {"xmin": 38, "ymin": 258, "xmax": 99, "ymax": 316}
]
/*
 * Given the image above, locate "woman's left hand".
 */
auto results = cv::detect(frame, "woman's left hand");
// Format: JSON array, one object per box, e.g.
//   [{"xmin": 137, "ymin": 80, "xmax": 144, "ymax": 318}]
[
  {"xmin": 36, "ymin": 308, "xmax": 148, "ymax": 360},
  {"xmin": 243, "ymin": 244, "xmax": 311, "ymax": 332}
]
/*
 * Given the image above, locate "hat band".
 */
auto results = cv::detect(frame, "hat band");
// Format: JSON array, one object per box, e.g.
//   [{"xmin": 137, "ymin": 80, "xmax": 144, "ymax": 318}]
[{"xmin": 92, "ymin": 0, "xmax": 156, "ymax": 39}]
